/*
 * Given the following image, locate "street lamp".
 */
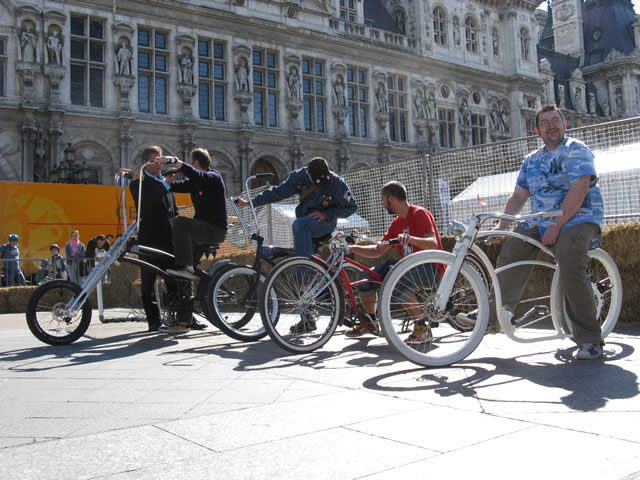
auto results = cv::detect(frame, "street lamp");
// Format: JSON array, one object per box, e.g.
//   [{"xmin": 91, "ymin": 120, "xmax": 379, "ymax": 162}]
[{"xmin": 49, "ymin": 143, "xmax": 89, "ymax": 184}]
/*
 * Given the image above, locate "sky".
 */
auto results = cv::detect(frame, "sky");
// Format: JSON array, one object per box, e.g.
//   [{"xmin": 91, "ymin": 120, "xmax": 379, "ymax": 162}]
[{"xmin": 537, "ymin": 0, "xmax": 640, "ymax": 12}]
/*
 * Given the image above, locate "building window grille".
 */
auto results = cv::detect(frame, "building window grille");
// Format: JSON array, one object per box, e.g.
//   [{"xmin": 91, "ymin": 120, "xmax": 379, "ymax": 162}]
[
  {"xmin": 471, "ymin": 113, "xmax": 487, "ymax": 145},
  {"xmin": 70, "ymin": 15, "xmax": 105, "ymax": 107},
  {"xmin": 339, "ymin": 0, "xmax": 357, "ymax": 22},
  {"xmin": 438, "ymin": 108, "xmax": 455, "ymax": 148},
  {"xmin": 346, "ymin": 66, "xmax": 368, "ymax": 138},
  {"xmin": 253, "ymin": 49, "xmax": 279, "ymax": 127},
  {"xmin": 433, "ymin": 7, "xmax": 447, "ymax": 45},
  {"xmin": 465, "ymin": 16, "xmax": 478, "ymax": 53},
  {"xmin": 198, "ymin": 38, "xmax": 226, "ymax": 121},
  {"xmin": 302, "ymin": 57, "xmax": 326, "ymax": 133},
  {"xmin": 387, "ymin": 74, "xmax": 407, "ymax": 143},
  {"xmin": 138, "ymin": 28, "xmax": 169, "ymax": 114}
]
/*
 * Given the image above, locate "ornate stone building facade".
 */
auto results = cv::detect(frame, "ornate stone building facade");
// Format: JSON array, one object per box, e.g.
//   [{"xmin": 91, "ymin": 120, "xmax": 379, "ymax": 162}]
[{"xmin": 0, "ymin": 0, "xmax": 618, "ymax": 192}]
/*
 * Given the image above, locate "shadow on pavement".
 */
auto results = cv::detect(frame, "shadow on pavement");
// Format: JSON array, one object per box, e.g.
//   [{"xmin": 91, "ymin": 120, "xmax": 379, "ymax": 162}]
[{"xmin": 363, "ymin": 341, "xmax": 638, "ymax": 411}]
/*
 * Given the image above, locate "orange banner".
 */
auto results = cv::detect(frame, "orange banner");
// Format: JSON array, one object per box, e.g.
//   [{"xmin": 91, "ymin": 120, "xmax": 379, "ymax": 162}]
[{"xmin": 0, "ymin": 181, "xmax": 190, "ymax": 262}]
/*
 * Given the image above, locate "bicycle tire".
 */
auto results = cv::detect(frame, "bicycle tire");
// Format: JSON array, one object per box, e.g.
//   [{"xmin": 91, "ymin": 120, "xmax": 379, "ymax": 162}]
[
  {"xmin": 206, "ymin": 264, "xmax": 269, "ymax": 342},
  {"xmin": 551, "ymin": 248, "xmax": 622, "ymax": 339},
  {"xmin": 378, "ymin": 251, "xmax": 489, "ymax": 367},
  {"xmin": 447, "ymin": 253, "xmax": 491, "ymax": 333},
  {"xmin": 260, "ymin": 256, "xmax": 344, "ymax": 354},
  {"xmin": 26, "ymin": 280, "xmax": 93, "ymax": 346}
]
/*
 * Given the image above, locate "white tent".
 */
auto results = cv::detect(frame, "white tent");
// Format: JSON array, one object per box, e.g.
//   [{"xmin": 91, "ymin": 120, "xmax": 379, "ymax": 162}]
[
  {"xmin": 449, "ymin": 142, "xmax": 640, "ymax": 225},
  {"xmin": 256, "ymin": 203, "xmax": 370, "ymax": 247}
]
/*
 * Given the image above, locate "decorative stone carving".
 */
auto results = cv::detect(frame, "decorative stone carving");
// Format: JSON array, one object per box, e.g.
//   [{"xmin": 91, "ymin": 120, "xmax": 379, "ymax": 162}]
[
  {"xmin": 179, "ymin": 52, "xmax": 194, "ymax": 85},
  {"xmin": 19, "ymin": 21, "xmax": 38, "ymax": 63},
  {"xmin": 492, "ymin": 28, "xmax": 499, "ymax": 56},
  {"xmin": 46, "ymin": 29, "xmax": 63, "ymax": 65},
  {"xmin": 284, "ymin": 53, "xmax": 303, "ymax": 130},
  {"xmin": 331, "ymin": 64, "xmax": 348, "ymax": 139},
  {"xmin": 114, "ymin": 76, "xmax": 135, "ymax": 111},
  {"xmin": 457, "ymin": 95, "xmax": 472, "ymax": 146},
  {"xmin": 589, "ymin": 92, "xmax": 597, "ymax": 114},
  {"xmin": 287, "ymin": 66, "xmax": 302, "ymax": 103},
  {"xmin": 375, "ymin": 83, "xmax": 388, "ymax": 114},
  {"xmin": 453, "ymin": 16, "xmax": 461, "ymax": 46},
  {"xmin": 44, "ymin": 64, "xmax": 66, "ymax": 103},
  {"xmin": 373, "ymin": 71, "xmax": 390, "ymax": 142},
  {"xmin": 232, "ymin": 45, "xmax": 253, "ymax": 126},
  {"xmin": 115, "ymin": 41, "xmax": 133, "ymax": 76},
  {"xmin": 557, "ymin": 84, "xmax": 566, "ymax": 108},
  {"xmin": 615, "ymin": 87, "xmax": 624, "ymax": 116}
]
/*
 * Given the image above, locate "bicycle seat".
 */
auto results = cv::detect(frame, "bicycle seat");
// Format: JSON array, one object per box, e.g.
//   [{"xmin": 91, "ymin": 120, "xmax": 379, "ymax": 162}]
[{"xmin": 312, "ymin": 234, "xmax": 332, "ymax": 250}]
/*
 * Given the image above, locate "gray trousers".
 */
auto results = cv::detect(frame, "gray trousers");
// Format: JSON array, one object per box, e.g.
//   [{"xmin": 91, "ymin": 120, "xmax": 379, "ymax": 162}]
[
  {"xmin": 170, "ymin": 216, "xmax": 226, "ymax": 268},
  {"xmin": 496, "ymin": 222, "xmax": 601, "ymax": 346}
]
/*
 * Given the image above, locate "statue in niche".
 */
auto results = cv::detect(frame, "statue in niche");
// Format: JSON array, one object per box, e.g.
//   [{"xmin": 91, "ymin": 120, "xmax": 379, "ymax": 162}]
[
  {"xmin": 333, "ymin": 76, "xmax": 346, "ymax": 106},
  {"xmin": 115, "ymin": 41, "xmax": 132, "ymax": 76},
  {"xmin": 574, "ymin": 87, "xmax": 582, "ymax": 112},
  {"xmin": 557, "ymin": 84, "xmax": 565, "ymax": 108},
  {"xmin": 46, "ymin": 30, "xmax": 63, "ymax": 65},
  {"xmin": 489, "ymin": 105, "xmax": 504, "ymax": 133},
  {"xmin": 458, "ymin": 98, "xmax": 471, "ymax": 127},
  {"xmin": 453, "ymin": 17, "xmax": 461, "ymax": 46},
  {"xmin": 375, "ymin": 84, "xmax": 388, "ymax": 113},
  {"xmin": 20, "ymin": 23, "xmax": 37, "ymax": 63},
  {"xmin": 501, "ymin": 107, "xmax": 510, "ymax": 134},
  {"xmin": 615, "ymin": 88, "xmax": 624, "ymax": 114},
  {"xmin": 235, "ymin": 57, "xmax": 250, "ymax": 92},
  {"xmin": 492, "ymin": 28, "xmax": 499, "ymax": 56},
  {"xmin": 287, "ymin": 66, "xmax": 301, "ymax": 102},
  {"xmin": 425, "ymin": 91, "xmax": 436, "ymax": 121},
  {"xmin": 179, "ymin": 53, "xmax": 194, "ymax": 85},
  {"xmin": 588, "ymin": 92, "xmax": 596, "ymax": 114},
  {"xmin": 414, "ymin": 89, "xmax": 426, "ymax": 120}
]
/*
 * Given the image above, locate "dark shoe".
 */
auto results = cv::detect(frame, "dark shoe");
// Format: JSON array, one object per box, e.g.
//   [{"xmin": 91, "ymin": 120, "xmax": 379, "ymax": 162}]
[
  {"xmin": 148, "ymin": 321, "xmax": 160, "ymax": 332},
  {"xmin": 289, "ymin": 316, "xmax": 317, "ymax": 334},
  {"xmin": 191, "ymin": 318, "xmax": 208, "ymax": 330},
  {"xmin": 575, "ymin": 343, "xmax": 603, "ymax": 360}
]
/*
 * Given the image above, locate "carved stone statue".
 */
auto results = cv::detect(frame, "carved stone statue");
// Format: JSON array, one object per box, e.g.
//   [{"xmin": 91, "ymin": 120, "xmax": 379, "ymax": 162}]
[
  {"xmin": 557, "ymin": 84, "xmax": 565, "ymax": 108},
  {"xmin": 615, "ymin": 88, "xmax": 624, "ymax": 114},
  {"xmin": 235, "ymin": 57, "xmax": 250, "ymax": 92},
  {"xmin": 453, "ymin": 18, "xmax": 461, "ymax": 46},
  {"xmin": 46, "ymin": 30, "xmax": 63, "ymax": 65},
  {"xmin": 287, "ymin": 66, "xmax": 301, "ymax": 102},
  {"xmin": 588, "ymin": 92, "xmax": 596, "ymax": 114},
  {"xmin": 115, "ymin": 42, "xmax": 132, "ymax": 76},
  {"xmin": 333, "ymin": 77, "xmax": 346, "ymax": 106},
  {"xmin": 375, "ymin": 84, "xmax": 388, "ymax": 113},
  {"xmin": 500, "ymin": 107, "xmax": 510, "ymax": 134},
  {"xmin": 492, "ymin": 28, "xmax": 499, "ymax": 56},
  {"xmin": 179, "ymin": 54, "xmax": 194, "ymax": 85},
  {"xmin": 489, "ymin": 105, "xmax": 503, "ymax": 133},
  {"xmin": 574, "ymin": 87, "xmax": 582, "ymax": 112},
  {"xmin": 414, "ymin": 89, "xmax": 426, "ymax": 120},
  {"xmin": 20, "ymin": 24, "xmax": 37, "ymax": 63},
  {"xmin": 458, "ymin": 98, "xmax": 471, "ymax": 127},
  {"xmin": 425, "ymin": 91, "xmax": 436, "ymax": 121}
]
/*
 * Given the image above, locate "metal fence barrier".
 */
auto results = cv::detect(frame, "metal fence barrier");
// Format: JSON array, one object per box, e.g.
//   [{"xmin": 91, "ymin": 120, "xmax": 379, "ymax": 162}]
[{"xmin": 240, "ymin": 116, "xmax": 640, "ymax": 247}]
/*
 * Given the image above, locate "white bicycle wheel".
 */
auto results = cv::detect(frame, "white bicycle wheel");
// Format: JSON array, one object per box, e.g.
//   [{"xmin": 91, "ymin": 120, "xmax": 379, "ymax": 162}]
[
  {"xmin": 551, "ymin": 248, "xmax": 622, "ymax": 339},
  {"xmin": 378, "ymin": 251, "xmax": 489, "ymax": 367}
]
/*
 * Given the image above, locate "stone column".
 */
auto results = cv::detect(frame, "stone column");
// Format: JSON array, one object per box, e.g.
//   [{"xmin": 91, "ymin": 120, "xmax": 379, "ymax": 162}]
[
  {"xmin": 119, "ymin": 121, "xmax": 133, "ymax": 169},
  {"xmin": 21, "ymin": 120, "xmax": 37, "ymax": 182},
  {"xmin": 47, "ymin": 115, "xmax": 64, "ymax": 177}
]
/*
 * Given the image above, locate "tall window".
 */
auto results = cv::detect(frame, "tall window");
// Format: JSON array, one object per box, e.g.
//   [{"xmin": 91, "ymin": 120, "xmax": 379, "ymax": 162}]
[
  {"xmin": 525, "ymin": 118, "xmax": 536, "ymax": 136},
  {"xmin": 0, "ymin": 38, "xmax": 6, "ymax": 97},
  {"xmin": 438, "ymin": 108, "xmax": 455, "ymax": 148},
  {"xmin": 339, "ymin": 0, "xmax": 356, "ymax": 22},
  {"xmin": 393, "ymin": 9, "xmax": 406, "ymax": 35},
  {"xmin": 302, "ymin": 57, "xmax": 326, "ymax": 133},
  {"xmin": 520, "ymin": 27, "xmax": 530, "ymax": 60},
  {"xmin": 198, "ymin": 39, "xmax": 226, "ymax": 121},
  {"xmin": 253, "ymin": 49, "xmax": 278, "ymax": 127},
  {"xmin": 70, "ymin": 15, "xmax": 105, "ymax": 107},
  {"xmin": 346, "ymin": 66, "xmax": 368, "ymax": 137},
  {"xmin": 471, "ymin": 113, "xmax": 486, "ymax": 145},
  {"xmin": 387, "ymin": 75, "xmax": 407, "ymax": 143},
  {"xmin": 464, "ymin": 16, "xmax": 478, "ymax": 53},
  {"xmin": 433, "ymin": 7, "xmax": 447, "ymax": 45},
  {"xmin": 138, "ymin": 28, "xmax": 169, "ymax": 114}
]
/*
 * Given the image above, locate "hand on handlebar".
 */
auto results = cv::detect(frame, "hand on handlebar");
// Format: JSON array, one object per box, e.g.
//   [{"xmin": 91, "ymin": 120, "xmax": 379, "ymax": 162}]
[
  {"xmin": 117, "ymin": 167, "xmax": 138, "ymax": 179},
  {"xmin": 234, "ymin": 197, "xmax": 250, "ymax": 208},
  {"xmin": 157, "ymin": 155, "xmax": 180, "ymax": 165},
  {"xmin": 488, "ymin": 223, "xmax": 508, "ymax": 244},
  {"xmin": 396, "ymin": 233, "xmax": 411, "ymax": 247}
]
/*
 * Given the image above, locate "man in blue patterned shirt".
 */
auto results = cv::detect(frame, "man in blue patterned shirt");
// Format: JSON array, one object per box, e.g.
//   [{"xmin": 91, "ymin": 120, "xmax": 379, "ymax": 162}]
[{"xmin": 492, "ymin": 105, "xmax": 604, "ymax": 359}]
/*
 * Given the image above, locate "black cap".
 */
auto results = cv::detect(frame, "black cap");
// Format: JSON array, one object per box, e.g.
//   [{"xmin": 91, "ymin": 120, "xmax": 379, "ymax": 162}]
[
  {"xmin": 307, "ymin": 157, "xmax": 331, "ymax": 186},
  {"xmin": 95, "ymin": 235, "xmax": 106, "ymax": 241}
]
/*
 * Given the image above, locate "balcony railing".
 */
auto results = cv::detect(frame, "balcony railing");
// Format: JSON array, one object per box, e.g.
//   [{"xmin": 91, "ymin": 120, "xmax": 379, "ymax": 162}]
[{"xmin": 329, "ymin": 18, "xmax": 416, "ymax": 49}]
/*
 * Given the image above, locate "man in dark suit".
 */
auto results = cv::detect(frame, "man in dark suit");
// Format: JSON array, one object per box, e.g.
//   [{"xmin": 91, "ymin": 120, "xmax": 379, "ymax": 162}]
[{"xmin": 128, "ymin": 145, "xmax": 178, "ymax": 331}]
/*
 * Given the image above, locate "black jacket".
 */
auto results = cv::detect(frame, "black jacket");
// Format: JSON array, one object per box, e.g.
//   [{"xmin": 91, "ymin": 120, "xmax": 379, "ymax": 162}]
[
  {"xmin": 170, "ymin": 162, "xmax": 228, "ymax": 229},
  {"xmin": 130, "ymin": 174, "xmax": 177, "ymax": 252}
]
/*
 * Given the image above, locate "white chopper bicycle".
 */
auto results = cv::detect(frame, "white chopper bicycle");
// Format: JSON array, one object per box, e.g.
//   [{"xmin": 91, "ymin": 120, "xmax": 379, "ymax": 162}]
[{"xmin": 378, "ymin": 210, "xmax": 622, "ymax": 367}]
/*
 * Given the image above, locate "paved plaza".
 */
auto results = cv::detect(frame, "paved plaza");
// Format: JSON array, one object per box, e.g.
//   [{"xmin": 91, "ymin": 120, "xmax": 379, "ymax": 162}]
[{"xmin": 1, "ymin": 310, "xmax": 639, "ymax": 479}]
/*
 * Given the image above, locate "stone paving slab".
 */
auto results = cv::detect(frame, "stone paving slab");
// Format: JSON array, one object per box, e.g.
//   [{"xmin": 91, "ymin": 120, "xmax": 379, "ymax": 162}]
[{"xmin": 1, "ymin": 311, "xmax": 639, "ymax": 479}]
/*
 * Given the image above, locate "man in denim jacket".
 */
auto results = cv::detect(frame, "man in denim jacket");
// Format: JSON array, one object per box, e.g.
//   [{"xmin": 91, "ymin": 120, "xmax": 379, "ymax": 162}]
[{"xmin": 236, "ymin": 157, "xmax": 357, "ymax": 256}]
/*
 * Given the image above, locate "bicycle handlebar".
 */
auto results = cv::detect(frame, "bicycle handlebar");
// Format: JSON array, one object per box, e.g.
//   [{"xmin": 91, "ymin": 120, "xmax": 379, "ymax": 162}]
[
  {"xmin": 475, "ymin": 210, "xmax": 563, "ymax": 223},
  {"xmin": 334, "ymin": 232, "xmax": 400, "ymax": 248}
]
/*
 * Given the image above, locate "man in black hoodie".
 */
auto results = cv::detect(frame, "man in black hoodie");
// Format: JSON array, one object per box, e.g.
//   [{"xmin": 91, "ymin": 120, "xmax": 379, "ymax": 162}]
[{"xmin": 162, "ymin": 148, "xmax": 227, "ymax": 280}]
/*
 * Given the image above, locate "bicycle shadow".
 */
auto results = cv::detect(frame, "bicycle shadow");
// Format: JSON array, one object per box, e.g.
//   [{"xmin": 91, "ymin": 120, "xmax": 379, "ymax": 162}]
[
  {"xmin": 362, "ymin": 341, "xmax": 638, "ymax": 412},
  {"xmin": 1, "ymin": 330, "xmax": 183, "ymax": 372}
]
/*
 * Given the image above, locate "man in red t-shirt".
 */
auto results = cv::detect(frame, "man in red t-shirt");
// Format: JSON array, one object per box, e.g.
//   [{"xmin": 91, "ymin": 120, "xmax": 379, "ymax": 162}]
[{"xmin": 346, "ymin": 181, "xmax": 442, "ymax": 344}]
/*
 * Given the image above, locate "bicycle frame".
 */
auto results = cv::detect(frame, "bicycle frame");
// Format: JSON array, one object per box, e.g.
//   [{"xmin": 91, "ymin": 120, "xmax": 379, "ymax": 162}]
[{"xmin": 435, "ymin": 210, "xmax": 569, "ymax": 344}]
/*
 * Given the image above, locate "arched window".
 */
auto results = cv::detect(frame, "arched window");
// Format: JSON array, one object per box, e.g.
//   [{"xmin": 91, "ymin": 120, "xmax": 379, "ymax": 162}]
[
  {"xmin": 520, "ymin": 27, "xmax": 530, "ymax": 60},
  {"xmin": 433, "ymin": 7, "xmax": 447, "ymax": 45},
  {"xmin": 393, "ymin": 9, "xmax": 406, "ymax": 35},
  {"xmin": 465, "ymin": 16, "xmax": 478, "ymax": 53},
  {"xmin": 251, "ymin": 157, "xmax": 280, "ymax": 188}
]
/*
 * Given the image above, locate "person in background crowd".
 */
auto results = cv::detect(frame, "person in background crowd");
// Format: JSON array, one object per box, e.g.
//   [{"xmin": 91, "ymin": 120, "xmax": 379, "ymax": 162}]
[
  {"xmin": 0, "ymin": 234, "xmax": 27, "ymax": 286},
  {"xmin": 65, "ymin": 230, "xmax": 86, "ymax": 284},
  {"xmin": 40, "ymin": 244, "xmax": 67, "ymax": 281},
  {"xmin": 86, "ymin": 234, "xmax": 111, "ymax": 269}
]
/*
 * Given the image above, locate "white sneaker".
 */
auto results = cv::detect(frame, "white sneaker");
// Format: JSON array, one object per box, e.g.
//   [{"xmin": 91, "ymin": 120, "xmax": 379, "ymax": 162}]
[
  {"xmin": 575, "ymin": 343, "xmax": 603, "ymax": 360},
  {"xmin": 455, "ymin": 308, "xmax": 512, "ymax": 333}
]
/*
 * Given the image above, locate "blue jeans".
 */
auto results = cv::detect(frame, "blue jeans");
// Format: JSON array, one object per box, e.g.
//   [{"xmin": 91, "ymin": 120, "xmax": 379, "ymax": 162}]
[
  {"xmin": 292, "ymin": 216, "xmax": 334, "ymax": 256},
  {"xmin": 4, "ymin": 263, "xmax": 26, "ymax": 286}
]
